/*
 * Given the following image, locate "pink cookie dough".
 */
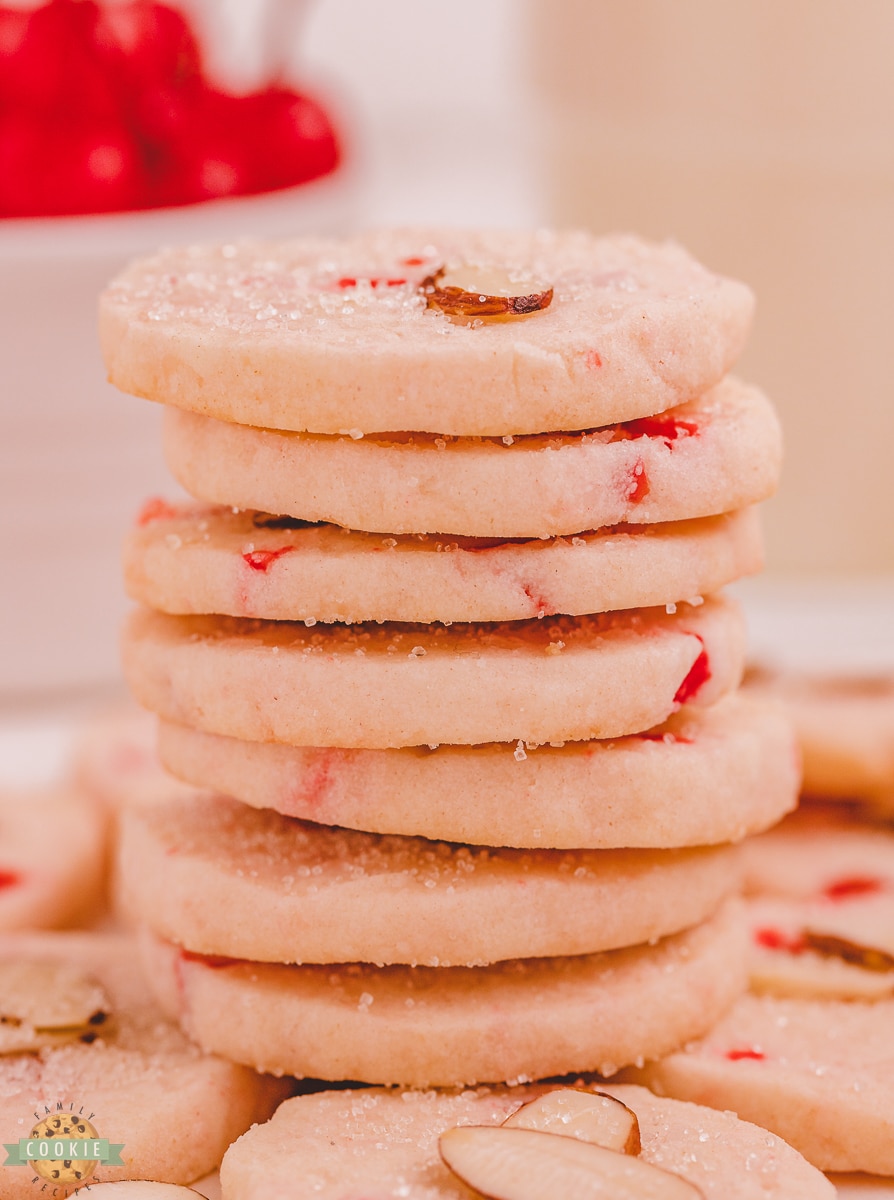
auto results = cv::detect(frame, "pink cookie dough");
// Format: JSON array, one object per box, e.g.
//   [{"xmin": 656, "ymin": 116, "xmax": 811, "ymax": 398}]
[
  {"xmin": 0, "ymin": 787, "xmax": 107, "ymax": 931},
  {"xmin": 122, "ymin": 594, "xmax": 745, "ymax": 749},
  {"xmin": 100, "ymin": 230, "xmax": 754, "ymax": 437},
  {"xmin": 156, "ymin": 692, "xmax": 798, "ymax": 848},
  {"xmin": 72, "ymin": 705, "xmax": 195, "ymax": 811},
  {"xmin": 745, "ymin": 668, "xmax": 894, "ymax": 813},
  {"xmin": 634, "ymin": 991, "xmax": 894, "ymax": 1175},
  {"xmin": 124, "ymin": 501, "xmax": 763, "ymax": 624},
  {"xmin": 0, "ymin": 933, "xmax": 289, "ymax": 1198},
  {"xmin": 162, "ymin": 379, "xmax": 780, "ymax": 539},
  {"xmin": 142, "ymin": 899, "xmax": 745, "ymax": 1088},
  {"xmin": 219, "ymin": 1081, "xmax": 832, "ymax": 1200},
  {"xmin": 118, "ymin": 791, "xmax": 740, "ymax": 966}
]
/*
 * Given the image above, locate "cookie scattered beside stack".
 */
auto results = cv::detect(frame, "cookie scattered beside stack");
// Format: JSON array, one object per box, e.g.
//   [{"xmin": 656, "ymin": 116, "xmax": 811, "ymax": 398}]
[
  {"xmin": 631, "ymin": 804, "xmax": 894, "ymax": 1175},
  {"xmin": 101, "ymin": 229, "xmax": 794, "ymax": 1088}
]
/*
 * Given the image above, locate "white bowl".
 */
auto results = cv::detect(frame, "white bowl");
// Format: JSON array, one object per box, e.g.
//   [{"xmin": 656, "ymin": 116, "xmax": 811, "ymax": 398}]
[{"xmin": 0, "ymin": 165, "xmax": 360, "ymax": 702}]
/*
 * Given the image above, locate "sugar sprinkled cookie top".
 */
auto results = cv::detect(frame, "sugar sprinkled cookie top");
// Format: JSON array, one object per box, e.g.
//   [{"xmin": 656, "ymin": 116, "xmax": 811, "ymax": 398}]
[{"xmin": 100, "ymin": 229, "xmax": 754, "ymax": 436}]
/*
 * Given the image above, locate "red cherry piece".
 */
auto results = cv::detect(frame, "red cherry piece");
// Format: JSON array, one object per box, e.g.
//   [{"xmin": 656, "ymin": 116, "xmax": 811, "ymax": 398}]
[
  {"xmin": 585, "ymin": 349, "xmax": 603, "ymax": 369},
  {"xmin": 243, "ymin": 546, "xmax": 294, "ymax": 573},
  {"xmin": 726, "ymin": 1048, "xmax": 766, "ymax": 1062},
  {"xmin": 617, "ymin": 416, "xmax": 700, "ymax": 445},
  {"xmin": 181, "ymin": 949, "xmax": 243, "ymax": 969},
  {"xmin": 0, "ymin": 870, "xmax": 20, "ymax": 889},
  {"xmin": 822, "ymin": 876, "xmax": 886, "ymax": 901},
  {"xmin": 626, "ymin": 458, "xmax": 650, "ymax": 503},
  {"xmin": 754, "ymin": 927, "xmax": 807, "ymax": 954},
  {"xmin": 673, "ymin": 639, "xmax": 711, "ymax": 705},
  {"xmin": 520, "ymin": 584, "xmax": 552, "ymax": 618},
  {"xmin": 635, "ymin": 732, "xmax": 694, "ymax": 745}
]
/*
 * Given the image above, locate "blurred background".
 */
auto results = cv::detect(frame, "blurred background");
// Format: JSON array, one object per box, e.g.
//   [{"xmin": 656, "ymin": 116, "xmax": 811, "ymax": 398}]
[{"xmin": 1, "ymin": 0, "xmax": 893, "ymax": 705}]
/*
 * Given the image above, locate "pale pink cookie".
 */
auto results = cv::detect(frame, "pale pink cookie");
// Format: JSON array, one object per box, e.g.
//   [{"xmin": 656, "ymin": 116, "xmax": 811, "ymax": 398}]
[
  {"xmin": 741, "ymin": 808, "xmax": 894, "ymax": 999},
  {"xmin": 157, "ymin": 693, "xmax": 798, "ymax": 848},
  {"xmin": 747, "ymin": 895, "xmax": 894, "ymax": 1000},
  {"xmin": 125, "ymin": 501, "xmax": 763, "ymax": 624},
  {"xmin": 741, "ymin": 806, "xmax": 894, "ymax": 899},
  {"xmin": 119, "ymin": 792, "xmax": 740, "ymax": 966},
  {"xmin": 142, "ymin": 898, "xmax": 745, "ymax": 1087},
  {"xmin": 72, "ymin": 705, "xmax": 195, "ymax": 810},
  {"xmin": 163, "ymin": 379, "xmax": 780, "ymax": 539},
  {"xmin": 122, "ymin": 595, "xmax": 745, "ymax": 749},
  {"xmin": 0, "ymin": 787, "xmax": 106, "ymax": 931},
  {"xmin": 633, "ymin": 991, "xmax": 894, "ymax": 1174},
  {"xmin": 0, "ymin": 933, "xmax": 289, "ymax": 1197},
  {"xmin": 745, "ymin": 668, "xmax": 894, "ymax": 812},
  {"xmin": 100, "ymin": 230, "xmax": 754, "ymax": 437},
  {"xmin": 220, "ymin": 1081, "xmax": 833, "ymax": 1200}
]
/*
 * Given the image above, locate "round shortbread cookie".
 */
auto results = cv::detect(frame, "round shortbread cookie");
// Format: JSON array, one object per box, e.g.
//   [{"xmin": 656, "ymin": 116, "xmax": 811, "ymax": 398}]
[
  {"xmin": 163, "ymin": 379, "xmax": 780, "ymax": 539},
  {"xmin": 744, "ymin": 668, "xmax": 894, "ymax": 812},
  {"xmin": 142, "ymin": 898, "xmax": 745, "ymax": 1087},
  {"xmin": 125, "ymin": 500, "xmax": 763, "ymax": 623},
  {"xmin": 157, "ymin": 693, "xmax": 798, "ymax": 848},
  {"xmin": 99, "ymin": 230, "xmax": 754, "ymax": 437},
  {"xmin": 741, "ymin": 806, "xmax": 894, "ymax": 899},
  {"xmin": 72, "ymin": 706, "xmax": 195, "ymax": 810},
  {"xmin": 740, "ymin": 808, "xmax": 894, "ymax": 1000},
  {"xmin": 747, "ymin": 894, "xmax": 894, "ymax": 1001},
  {"xmin": 122, "ymin": 595, "xmax": 745, "ymax": 749},
  {"xmin": 0, "ymin": 787, "xmax": 106, "ymax": 931},
  {"xmin": 0, "ymin": 933, "xmax": 289, "ymax": 1197},
  {"xmin": 220, "ymin": 1081, "xmax": 833, "ymax": 1200},
  {"xmin": 119, "ymin": 792, "xmax": 740, "ymax": 966},
  {"xmin": 633, "ymin": 992, "xmax": 894, "ymax": 1175}
]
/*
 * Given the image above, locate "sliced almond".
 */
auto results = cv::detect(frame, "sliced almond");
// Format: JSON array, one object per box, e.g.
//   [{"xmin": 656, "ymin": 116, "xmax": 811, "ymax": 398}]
[
  {"xmin": 503, "ymin": 1088, "xmax": 641, "ymax": 1155},
  {"xmin": 439, "ymin": 1126, "xmax": 704, "ymax": 1200},
  {"xmin": 802, "ymin": 929, "xmax": 894, "ymax": 973},
  {"xmin": 424, "ymin": 266, "xmax": 553, "ymax": 319},
  {"xmin": 751, "ymin": 943, "xmax": 894, "ymax": 1001},
  {"xmin": 0, "ymin": 960, "xmax": 111, "ymax": 1054}
]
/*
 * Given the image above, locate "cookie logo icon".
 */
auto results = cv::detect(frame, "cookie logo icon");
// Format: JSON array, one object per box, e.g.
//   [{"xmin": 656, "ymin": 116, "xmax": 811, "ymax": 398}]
[
  {"xmin": 28, "ymin": 1113, "xmax": 100, "ymax": 1187},
  {"xmin": 3, "ymin": 1103, "xmax": 124, "ymax": 1189}
]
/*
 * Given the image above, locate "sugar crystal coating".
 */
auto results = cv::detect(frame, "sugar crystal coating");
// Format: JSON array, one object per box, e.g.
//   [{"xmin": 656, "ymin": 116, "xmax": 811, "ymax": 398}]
[{"xmin": 100, "ymin": 230, "xmax": 754, "ymax": 435}]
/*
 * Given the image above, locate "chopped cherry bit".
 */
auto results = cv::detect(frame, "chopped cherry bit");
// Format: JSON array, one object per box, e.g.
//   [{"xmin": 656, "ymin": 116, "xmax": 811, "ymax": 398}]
[
  {"xmin": 336, "ymin": 276, "xmax": 407, "ymax": 290},
  {"xmin": 242, "ymin": 546, "xmax": 294, "ymax": 572},
  {"xmin": 726, "ymin": 1048, "xmax": 766, "ymax": 1062},
  {"xmin": 0, "ymin": 870, "xmax": 20, "ymax": 889},
  {"xmin": 585, "ymin": 349, "xmax": 603, "ymax": 369},
  {"xmin": 754, "ymin": 927, "xmax": 807, "ymax": 954},
  {"xmin": 673, "ymin": 641, "xmax": 711, "ymax": 705},
  {"xmin": 626, "ymin": 458, "xmax": 650, "ymax": 503},
  {"xmin": 620, "ymin": 416, "xmax": 700, "ymax": 445},
  {"xmin": 180, "ymin": 949, "xmax": 242, "ymax": 969},
  {"xmin": 635, "ymin": 731, "xmax": 694, "ymax": 745},
  {"xmin": 822, "ymin": 876, "xmax": 886, "ymax": 901}
]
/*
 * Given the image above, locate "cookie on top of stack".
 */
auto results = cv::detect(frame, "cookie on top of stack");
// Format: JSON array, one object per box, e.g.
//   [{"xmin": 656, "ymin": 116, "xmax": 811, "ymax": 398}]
[{"xmin": 100, "ymin": 230, "xmax": 795, "ymax": 1092}]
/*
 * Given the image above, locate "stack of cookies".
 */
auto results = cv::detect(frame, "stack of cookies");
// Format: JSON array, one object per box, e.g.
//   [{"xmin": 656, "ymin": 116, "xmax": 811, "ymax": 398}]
[{"xmin": 100, "ymin": 229, "xmax": 796, "ymax": 1088}]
